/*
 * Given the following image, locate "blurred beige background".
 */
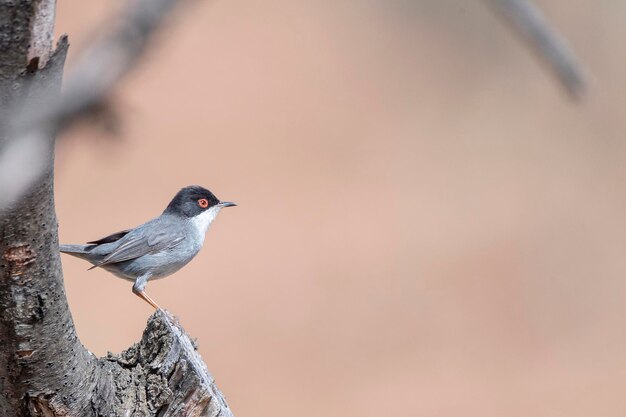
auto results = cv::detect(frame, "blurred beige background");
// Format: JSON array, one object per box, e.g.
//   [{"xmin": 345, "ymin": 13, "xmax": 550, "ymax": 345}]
[{"xmin": 54, "ymin": 1, "xmax": 626, "ymax": 416}]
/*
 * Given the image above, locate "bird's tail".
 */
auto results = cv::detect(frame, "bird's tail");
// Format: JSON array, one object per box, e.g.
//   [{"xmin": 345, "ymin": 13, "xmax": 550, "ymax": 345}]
[{"xmin": 59, "ymin": 244, "xmax": 95, "ymax": 260}]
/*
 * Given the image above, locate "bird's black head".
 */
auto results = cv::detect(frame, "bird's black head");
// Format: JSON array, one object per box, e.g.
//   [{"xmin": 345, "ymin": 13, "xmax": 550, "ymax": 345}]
[{"xmin": 163, "ymin": 185, "xmax": 233, "ymax": 218}]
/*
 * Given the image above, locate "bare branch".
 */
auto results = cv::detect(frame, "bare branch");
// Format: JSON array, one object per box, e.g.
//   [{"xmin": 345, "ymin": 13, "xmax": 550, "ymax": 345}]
[
  {"xmin": 487, "ymin": 0, "xmax": 588, "ymax": 98},
  {"xmin": 0, "ymin": 0, "xmax": 191, "ymax": 209},
  {"xmin": 58, "ymin": 0, "xmax": 186, "ymax": 129}
]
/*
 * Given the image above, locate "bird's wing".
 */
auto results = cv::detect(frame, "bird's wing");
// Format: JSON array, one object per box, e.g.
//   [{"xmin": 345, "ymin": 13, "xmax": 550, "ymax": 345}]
[
  {"xmin": 89, "ymin": 220, "xmax": 185, "ymax": 269},
  {"xmin": 87, "ymin": 229, "xmax": 131, "ymax": 244}
]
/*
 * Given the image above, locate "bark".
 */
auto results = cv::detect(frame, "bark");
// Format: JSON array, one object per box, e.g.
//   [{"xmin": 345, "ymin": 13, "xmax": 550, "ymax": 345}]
[
  {"xmin": 104, "ymin": 311, "xmax": 233, "ymax": 417},
  {"xmin": 0, "ymin": 2, "xmax": 233, "ymax": 416}
]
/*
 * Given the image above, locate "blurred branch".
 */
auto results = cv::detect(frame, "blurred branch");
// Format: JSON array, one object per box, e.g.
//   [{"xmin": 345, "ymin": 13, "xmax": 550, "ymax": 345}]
[
  {"xmin": 54, "ymin": 0, "xmax": 184, "ymax": 131},
  {"xmin": 0, "ymin": 0, "xmax": 190, "ymax": 209},
  {"xmin": 487, "ymin": 0, "xmax": 588, "ymax": 99}
]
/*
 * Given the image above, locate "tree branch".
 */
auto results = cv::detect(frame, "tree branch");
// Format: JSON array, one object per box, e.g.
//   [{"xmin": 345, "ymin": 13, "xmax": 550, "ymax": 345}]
[
  {"xmin": 487, "ymin": 0, "xmax": 588, "ymax": 99},
  {"xmin": 105, "ymin": 311, "xmax": 233, "ymax": 417},
  {"xmin": 26, "ymin": 311, "xmax": 233, "ymax": 416},
  {"xmin": 0, "ymin": 0, "xmax": 194, "ymax": 210}
]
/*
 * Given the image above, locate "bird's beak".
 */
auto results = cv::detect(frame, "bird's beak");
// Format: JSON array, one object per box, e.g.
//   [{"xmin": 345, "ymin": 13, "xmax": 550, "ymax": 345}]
[{"xmin": 218, "ymin": 201, "xmax": 237, "ymax": 208}]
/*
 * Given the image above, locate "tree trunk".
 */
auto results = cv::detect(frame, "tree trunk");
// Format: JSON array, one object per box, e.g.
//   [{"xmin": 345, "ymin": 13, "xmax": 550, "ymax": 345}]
[{"xmin": 0, "ymin": 2, "xmax": 233, "ymax": 416}]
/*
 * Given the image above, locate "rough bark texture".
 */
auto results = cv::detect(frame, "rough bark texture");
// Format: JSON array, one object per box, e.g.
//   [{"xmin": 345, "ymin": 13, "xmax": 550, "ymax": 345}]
[
  {"xmin": 0, "ymin": 3, "xmax": 81, "ymax": 415},
  {"xmin": 0, "ymin": 1, "xmax": 234, "ymax": 416},
  {"xmin": 104, "ymin": 311, "xmax": 233, "ymax": 417},
  {"xmin": 1, "ymin": 308, "xmax": 234, "ymax": 417}
]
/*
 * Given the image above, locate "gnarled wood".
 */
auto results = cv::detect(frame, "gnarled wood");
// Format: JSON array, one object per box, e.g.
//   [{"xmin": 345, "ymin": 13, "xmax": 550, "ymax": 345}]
[
  {"xmin": 103, "ymin": 311, "xmax": 233, "ymax": 417},
  {"xmin": 18, "ymin": 311, "xmax": 233, "ymax": 417}
]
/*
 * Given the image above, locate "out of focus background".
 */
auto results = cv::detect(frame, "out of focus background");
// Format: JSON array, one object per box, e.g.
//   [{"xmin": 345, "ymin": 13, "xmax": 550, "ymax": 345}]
[{"xmin": 54, "ymin": 1, "xmax": 626, "ymax": 416}]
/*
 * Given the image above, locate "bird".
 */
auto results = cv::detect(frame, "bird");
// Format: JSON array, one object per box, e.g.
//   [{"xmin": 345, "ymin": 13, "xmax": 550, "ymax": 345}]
[{"xmin": 59, "ymin": 185, "xmax": 236, "ymax": 309}]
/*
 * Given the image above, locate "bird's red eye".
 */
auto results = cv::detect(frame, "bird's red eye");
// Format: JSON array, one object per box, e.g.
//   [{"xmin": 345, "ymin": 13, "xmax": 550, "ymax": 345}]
[{"xmin": 198, "ymin": 198, "xmax": 209, "ymax": 208}]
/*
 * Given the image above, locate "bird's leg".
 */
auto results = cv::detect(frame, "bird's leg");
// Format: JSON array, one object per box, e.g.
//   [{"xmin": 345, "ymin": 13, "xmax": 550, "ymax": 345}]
[{"xmin": 132, "ymin": 275, "xmax": 161, "ymax": 310}]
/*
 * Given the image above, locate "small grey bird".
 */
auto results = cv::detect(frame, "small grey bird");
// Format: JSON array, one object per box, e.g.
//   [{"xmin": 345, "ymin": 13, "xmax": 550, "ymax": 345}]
[{"xmin": 60, "ymin": 185, "xmax": 236, "ymax": 309}]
